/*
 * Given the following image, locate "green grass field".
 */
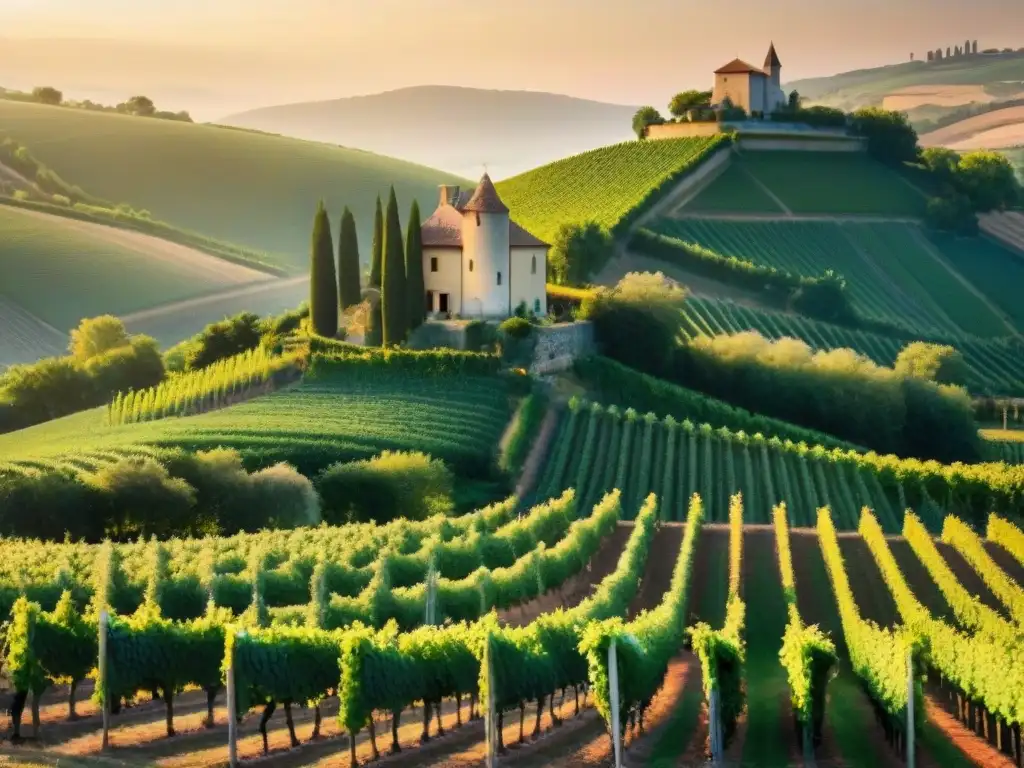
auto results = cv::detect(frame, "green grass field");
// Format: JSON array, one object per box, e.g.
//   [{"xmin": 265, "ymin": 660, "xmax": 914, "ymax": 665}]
[
  {"xmin": 0, "ymin": 100, "xmax": 466, "ymax": 271},
  {"xmin": 0, "ymin": 363, "xmax": 515, "ymax": 479},
  {"xmin": 678, "ymin": 295, "xmax": 1024, "ymax": 396},
  {"xmin": 682, "ymin": 163, "xmax": 784, "ymax": 214},
  {"xmin": 0, "ymin": 204, "xmax": 270, "ymax": 334},
  {"xmin": 648, "ymin": 218, "xmax": 1011, "ymax": 338},
  {"xmin": 495, "ymin": 135, "xmax": 725, "ymax": 244}
]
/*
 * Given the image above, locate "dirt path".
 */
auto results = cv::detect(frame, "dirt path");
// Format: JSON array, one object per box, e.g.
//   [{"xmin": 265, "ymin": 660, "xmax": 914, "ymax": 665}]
[
  {"xmin": 983, "ymin": 541, "xmax": 1024, "ymax": 585},
  {"xmin": 936, "ymin": 541, "xmax": 1008, "ymax": 614},
  {"xmin": 3, "ymin": 205, "xmax": 274, "ymax": 285},
  {"xmin": 627, "ymin": 524, "xmax": 684, "ymax": 618},
  {"xmin": 513, "ymin": 403, "xmax": 563, "ymax": 502},
  {"xmin": 924, "ymin": 691, "xmax": 1018, "ymax": 767},
  {"xmin": 906, "ymin": 226, "xmax": 1023, "ymax": 339},
  {"xmin": 739, "ymin": 164, "xmax": 794, "ymax": 216},
  {"xmin": 888, "ymin": 539, "xmax": 954, "ymax": 623},
  {"xmin": 837, "ymin": 534, "xmax": 900, "ymax": 628}
]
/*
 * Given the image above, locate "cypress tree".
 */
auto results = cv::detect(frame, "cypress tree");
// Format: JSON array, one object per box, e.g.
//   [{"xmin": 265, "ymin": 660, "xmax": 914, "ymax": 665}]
[
  {"xmin": 337, "ymin": 206, "xmax": 362, "ymax": 310},
  {"xmin": 365, "ymin": 295, "xmax": 383, "ymax": 347},
  {"xmin": 405, "ymin": 199, "xmax": 426, "ymax": 331},
  {"xmin": 369, "ymin": 195, "xmax": 384, "ymax": 287},
  {"xmin": 309, "ymin": 201, "xmax": 338, "ymax": 337},
  {"xmin": 381, "ymin": 186, "xmax": 407, "ymax": 346}
]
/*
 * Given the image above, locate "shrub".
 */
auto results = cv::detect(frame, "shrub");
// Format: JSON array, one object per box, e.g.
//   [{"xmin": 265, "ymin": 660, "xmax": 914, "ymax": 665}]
[
  {"xmin": 82, "ymin": 336, "xmax": 165, "ymax": 396},
  {"xmin": 549, "ymin": 221, "xmax": 614, "ymax": 286},
  {"xmin": 580, "ymin": 272, "xmax": 688, "ymax": 379},
  {"xmin": 68, "ymin": 315, "xmax": 131, "ymax": 362},
  {"xmin": 894, "ymin": 342, "xmax": 970, "ymax": 388},
  {"xmin": 84, "ymin": 459, "xmax": 196, "ymax": 540},
  {"xmin": 633, "ymin": 106, "xmax": 664, "ymax": 139},
  {"xmin": 250, "ymin": 463, "xmax": 321, "ymax": 529},
  {"xmin": 925, "ymin": 194, "xmax": 978, "ymax": 234},
  {"xmin": 315, "ymin": 451, "xmax": 454, "ymax": 524},
  {"xmin": 788, "ymin": 272, "xmax": 855, "ymax": 324},
  {"xmin": 498, "ymin": 316, "xmax": 533, "ymax": 340},
  {"xmin": 161, "ymin": 448, "xmax": 255, "ymax": 535},
  {"xmin": 0, "ymin": 469, "xmax": 103, "ymax": 541},
  {"xmin": 850, "ymin": 107, "xmax": 918, "ymax": 165},
  {"xmin": 185, "ymin": 312, "xmax": 264, "ymax": 370},
  {"xmin": 464, "ymin": 320, "xmax": 498, "ymax": 352}
]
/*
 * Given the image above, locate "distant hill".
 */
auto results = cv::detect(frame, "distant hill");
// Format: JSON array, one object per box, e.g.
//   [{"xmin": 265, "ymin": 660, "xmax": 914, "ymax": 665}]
[
  {"xmin": 786, "ymin": 50, "xmax": 1024, "ymax": 112},
  {"xmin": 0, "ymin": 100, "xmax": 466, "ymax": 272},
  {"xmin": 218, "ymin": 86, "xmax": 639, "ymax": 180}
]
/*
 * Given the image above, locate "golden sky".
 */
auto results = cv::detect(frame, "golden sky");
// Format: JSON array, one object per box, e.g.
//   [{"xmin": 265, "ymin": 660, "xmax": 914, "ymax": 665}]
[{"xmin": 5, "ymin": 0, "xmax": 1024, "ymax": 111}]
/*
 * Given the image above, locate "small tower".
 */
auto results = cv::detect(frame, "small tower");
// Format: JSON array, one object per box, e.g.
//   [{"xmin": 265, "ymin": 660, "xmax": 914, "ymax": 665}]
[
  {"xmin": 461, "ymin": 173, "xmax": 511, "ymax": 317},
  {"xmin": 764, "ymin": 42, "xmax": 782, "ymax": 87}
]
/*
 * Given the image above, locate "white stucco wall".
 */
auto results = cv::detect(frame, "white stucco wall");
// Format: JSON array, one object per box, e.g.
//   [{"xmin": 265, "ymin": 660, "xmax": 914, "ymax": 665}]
[
  {"xmin": 462, "ymin": 210, "xmax": 511, "ymax": 317},
  {"xmin": 713, "ymin": 73, "xmax": 753, "ymax": 112},
  {"xmin": 423, "ymin": 247, "xmax": 462, "ymax": 315},
  {"xmin": 510, "ymin": 247, "xmax": 548, "ymax": 316}
]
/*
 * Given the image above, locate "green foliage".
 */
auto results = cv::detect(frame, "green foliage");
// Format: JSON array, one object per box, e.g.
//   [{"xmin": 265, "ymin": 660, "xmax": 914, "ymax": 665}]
[
  {"xmin": 850, "ymin": 107, "xmax": 919, "ymax": 165},
  {"xmin": 496, "ymin": 136, "xmax": 727, "ymax": 244},
  {"xmin": 0, "ymin": 136, "xmax": 108, "ymax": 206},
  {"xmin": 405, "ymin": 200, "xmax": 426, "ymax": 331},
  {"xmin": 337, "ymin": 207, "xmax": 362, "ymax": 310},
  {"xmin": 894, "ymin": 342, "xmax": 969, "ymax": 388},
  {"xmin": 955, "ymin": 151, "xmax": 1021, "ymax": 212},
  {"xmin": 184, "ymin": 312, "xmax": 265, "ymax": 371},
  {"xmin": 316, "ymin": 451, "xmax": 454, "ymax": 525},
  {"xmin": 548, "ymin": 221, "xmax": 613, "ymax": 286},
  {"xmin": 668, "ymin": 90, "xmax": 712, "ymax": 118},
  {"xmin": 84, "ymin": 458, "xmax": 196, "ymax": 540},
  {"xmin": 68, "ymin": 315, "xmax": 130, "ymax": 361},
  {"xmin": 578, "ymin": 272, "xmax": 688, "ymax": 379},
  {"xmin": 925, "ymin": 193, "xmax": 978, "ymax": 234},
  {"xmin": 633, "ymin": 106, "xmax": 665, "ymax": 139},
  {"xmin": 309, "ymin": 201, "xmax": 339, "ymax": 337},
  {"xmin": 987, "ymin": 514, "xmax": 1024, "ymax": 566},
  {"xmin": 370, "ymin": 195, "xmax": 384, "ymax": 288},
  {"xmin": 582, "ymin": 493, "xmax": 704, "ymax": 734},
  {"xmin": 499, "ymin": 390, "xmax": 548, "ymax": 476},
  {"xmin": 381, "ymin": 187, "xmax": 407, "ymax": 346},
  {"xmin": 941, "ymin": 515, "xmax": 1024, "ymax": 624}
]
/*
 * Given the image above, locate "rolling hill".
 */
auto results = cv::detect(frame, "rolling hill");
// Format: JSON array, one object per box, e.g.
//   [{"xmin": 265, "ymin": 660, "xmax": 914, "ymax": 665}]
[
  {"xmin": 0, "ymin": 99, "xmax": 466, "ymax": 272},
  {"xmin": 785, "ymin": 50, "xmax": 1024, "ymax": 111},
  {"xmin": 218, "ymin": 85, "xmax": 639, "ymax": 181},
  {"xmin": 919, "ymin": 104, "xmax": 1024, "ymax": 149},
  {"xmin": 0, "ymin": 204, "xmax": 277, "ymax": 368}
]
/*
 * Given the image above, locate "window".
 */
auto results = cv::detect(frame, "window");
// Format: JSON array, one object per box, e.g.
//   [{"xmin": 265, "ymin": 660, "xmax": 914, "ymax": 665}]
[
  {"xmin": 430, "ymin": 256, "xmax": 438, "ymax": 273},
  {"xmin": 475, "ymin": 212, "xmax": 481, "ymax": 226},
  {"xmin": 469, "ymin": 259, "xmax": 474, "ymax": 272},
  {"xmin": 531, "ymin": 255, "xmax": 537, "ymax": 275},
  {"xmin": 497, "ymin": 272, "xmax": 502, "ymax": 286},
  {"xmin": 534, "ymin": 298, "xmax": 541, "ymax": 313}
]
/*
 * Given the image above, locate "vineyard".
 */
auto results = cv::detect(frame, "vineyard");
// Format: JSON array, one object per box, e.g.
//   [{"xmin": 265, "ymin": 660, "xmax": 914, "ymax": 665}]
[
  {"xmin": 4, "ymin": 487, "xmax": 1021, "ymax": 768},
  {"xmin": 648, "ymin": 217, "xmax": 1012, "ymax": 339},
  {"xmin": 530, "ymin": 397, "xmax": 1024, "ymax": 532},
  {"xmin": 675, "ymin": 295, "xmax": 1024, "ymax": 396},
  {"xmin": 0, "ymin": 354, "xmax": 517, "ymax": 479},
  {"xmin": 929, "ymin": 231, "xmax": 1024, "ymax": 331},
  {"xmin": 680, "ymin": 151, "xmax": 927, "ymax": 216},
  {"xmin": 495, "ymin": 135, "xmax": 727, "ymax": 245}
]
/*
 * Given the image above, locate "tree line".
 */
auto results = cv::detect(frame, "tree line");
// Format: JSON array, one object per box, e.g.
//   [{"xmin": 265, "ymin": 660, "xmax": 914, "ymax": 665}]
[
  {"xmin": 0, "ymin": 86, "xmax": 192, "ymax": 122},
  {"xmin": 924, "ymin": 40, "xmax": 979, "ymax": 61},
  {"xmin": 308, "ymin": 189, "xmax": 425, "ymax": 346}
]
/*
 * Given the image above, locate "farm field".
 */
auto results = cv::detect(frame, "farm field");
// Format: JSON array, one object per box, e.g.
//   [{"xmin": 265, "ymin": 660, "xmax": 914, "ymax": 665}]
[
  {"xmin": 3, "ymin": 501, "xmax": 1018, "ymax": 768},
  {"xmin": 0, "ymin": 296, "xmax": 65, "ymax": 370},
  {"xmin": 648, "ymin": 217, "xmax": 1013, "ymax": 338},
  {"xmin": 0, "ymin": 204, "xmax": 271, "ymax": 334},
  {"xmin": 0, "ymin": 358, "xmax": 516, "ymax": 479},
  {"xmin": 979, "ymin": 209, "xmax": 1024, "ymax": 253},
  {"xmin": 680, "ymin": 151, "xmax": 927, "ymax": 216},
  {"xmin": 0, "ymin": 100, "xmax": 465, "ymax": 271},
  {"xmin": 929, "ymin": 231, "xmax": 1024, "ymax": 331},
  {"xmin": 919, "ymin": 105, "xmax": 1024, "ymax": 149},
  {"xmin": 677, "ymin": 295, "xmax": 1024, "ymax": 396},
  {"xmin": 495, "ymin": 135, "xmax": 726, "ymax": 244},
  {"xmin": 681, "ymin": 162, "xmax": 784, "ymax": 214}
]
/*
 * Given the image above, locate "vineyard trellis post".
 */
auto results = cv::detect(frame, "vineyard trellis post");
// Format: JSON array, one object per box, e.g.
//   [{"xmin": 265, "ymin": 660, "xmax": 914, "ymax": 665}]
[
  {"xmin": 609, "ymin": 638, "xmax": 623, "ymax": 768},
  {"xmin": 709, "ymin": 686, "xmax": 723, "ymax": 764},
  {"xmin": 227, "ymin": 636, "xmax": 238, "ymax": 768},
  {"xmin": 906, "ymin": 648, "xmax": 915, "ymax": 768},
  {"xmin": 99, "ymin": 609, "xmax": 110, "ymax": 750},
  {"xmin": 425, "ymin": 559, "xmax": 438, "ymax": 626}
]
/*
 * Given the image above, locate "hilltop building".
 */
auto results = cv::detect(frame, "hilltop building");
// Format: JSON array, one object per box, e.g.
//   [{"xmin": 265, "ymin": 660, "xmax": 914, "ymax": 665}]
[
  {"xmin": 711, "ymin": 42, "xmax": 787, "ymax": 116},
  {"xmin": 420, "ymin": 173, "xmax": 548, "ymax": 318}
]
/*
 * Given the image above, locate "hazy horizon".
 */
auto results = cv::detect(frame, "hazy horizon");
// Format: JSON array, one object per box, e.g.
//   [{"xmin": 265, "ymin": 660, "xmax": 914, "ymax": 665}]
[{"xmin": 4, "ymin": 0, "xmax": 1024, "ymax": 120}]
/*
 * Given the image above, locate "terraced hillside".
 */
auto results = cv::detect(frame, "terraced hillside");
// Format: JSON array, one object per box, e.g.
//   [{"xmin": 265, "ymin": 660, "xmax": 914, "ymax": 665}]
[
  {"xmin": 677, "ymin": 295, "xmax": 1024, "ymax": 396},
  {"xmin": 647, "ymin": 217, "xmax": 1014, "ymax": 338},
  {"xmin": 0, "ymin": 100, "xmax": 465, "ymax": 271}
]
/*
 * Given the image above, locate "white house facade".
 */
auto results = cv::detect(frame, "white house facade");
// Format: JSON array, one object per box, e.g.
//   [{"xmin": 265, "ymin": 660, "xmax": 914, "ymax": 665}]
[
  {"xmin": 421, "ymin": 174, "xmax": 548, "ymax": 319},
  {"xmin": 711, "ymin": 43, "xmax": 787, "ymax": 116}
]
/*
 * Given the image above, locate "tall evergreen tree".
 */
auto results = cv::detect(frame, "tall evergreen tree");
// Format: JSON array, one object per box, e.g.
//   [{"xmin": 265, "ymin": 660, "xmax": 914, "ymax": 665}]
[
  {"xmin": 369, "ymin": 195, "xmax": 384, "ymax": 287},
  {"xmin": 405, "ymin": 200, "xmax": 426, "ymax": 331},
  {"xmin": 337, "ymin": 206, "xmax": 362, "ymax": 310},
  {"xmin": 309, "ymin": 201, "xmax": 338, "ymax": 337},
  {"xmin": 365, "ymin": 295, "xmax": 383, "ymax": 347},
  {"xmin": 381, "ymin": 186, "xmax": 407, "ymax": 346}
]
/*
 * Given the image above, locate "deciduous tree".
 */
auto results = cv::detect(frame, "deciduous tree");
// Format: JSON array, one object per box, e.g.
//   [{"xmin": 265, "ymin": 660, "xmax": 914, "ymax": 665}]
[
  {"xmin": 31, "ymin": 86, "xmax": 62, "ymax": 106},
  {"xmin": 309, "ymin": 201, "xmax": 338, "ymax": 337},
  {"xmin": 632, "ymin": 106, "xmax": 664, "ymax": 140},
  {"xmin": 69, "ymin": 316, "xmax": 130, "ymax": 361}
]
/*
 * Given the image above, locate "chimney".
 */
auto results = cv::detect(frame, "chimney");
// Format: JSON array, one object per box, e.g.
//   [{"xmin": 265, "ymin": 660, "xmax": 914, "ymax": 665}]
[{"xmin": 438, "ymin": 184, "xmax": 460, "ymax": 207}]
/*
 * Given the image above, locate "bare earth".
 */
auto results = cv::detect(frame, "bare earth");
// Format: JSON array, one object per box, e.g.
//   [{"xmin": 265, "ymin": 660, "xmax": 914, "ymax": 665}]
[
  {"xmin": 882, "ymin": 85, "xmax": 996, "ymax": 111},
  {"xmin": 920, "ymin": 105, "xmax": 1024, "ymax": 149}
]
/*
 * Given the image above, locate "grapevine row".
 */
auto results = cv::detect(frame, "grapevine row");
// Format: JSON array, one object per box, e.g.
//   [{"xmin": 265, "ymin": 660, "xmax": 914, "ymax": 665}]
[
  {"xmin": 773, "ymin": 502, "xmax": 837, "ymax": 752},
  {"xmin": 941, "ymin": 515, "xmax": 1024, "ymax": 624},
  {"xmin": 688, "ymin": 493, "xmax": 746, "ymax": 749},
  {"xmin": 988, "ymin": 514, "xmax": 1024, "ymax": 566}
]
